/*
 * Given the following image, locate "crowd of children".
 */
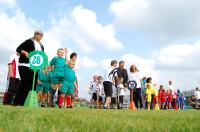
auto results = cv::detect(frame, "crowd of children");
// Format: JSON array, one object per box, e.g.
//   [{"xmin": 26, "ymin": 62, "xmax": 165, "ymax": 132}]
[
  {"xmin": 36, "ymin": 48, "xmax": 78, "ymax": 108},
  {"xmin": 88, "ymin": 60, "xmax": 188, "ymax": 110},
  {"xmin": 3, "ymin": 48, "xmax": 197, "ymax": 110},
  {"xmin": 3, "ymin": 47, "xmax": 78, "ymax": 108}
]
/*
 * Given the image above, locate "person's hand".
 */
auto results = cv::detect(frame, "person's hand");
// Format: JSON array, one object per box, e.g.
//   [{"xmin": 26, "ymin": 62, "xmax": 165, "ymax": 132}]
[
  {"xmin": 8, "ymin": 72, "xmax": 14, "ymax": 78},
  {"xmin": 64, "ymin": 48, "xmax": 68, "ymax": 54},
  {"xmin": 21, "ymin": 50, "xmax": 29, "ymax": 58},
  {"xmin": 38, "ymin": 80, "xmax": 42, "ymax": 85},
  {"xmin": 124, "ymin": 83, "xmax": 127, "ymax": 87}
]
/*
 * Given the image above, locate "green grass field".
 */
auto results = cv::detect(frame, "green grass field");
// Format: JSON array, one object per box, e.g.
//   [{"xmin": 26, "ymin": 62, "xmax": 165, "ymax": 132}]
[{"xmin": 0, "ymin": 105, "xmax": 200, "ymax": 132}]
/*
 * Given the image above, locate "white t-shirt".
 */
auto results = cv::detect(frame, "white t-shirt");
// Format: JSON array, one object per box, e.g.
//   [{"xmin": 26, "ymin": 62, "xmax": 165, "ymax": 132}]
[
  {"xmin": 104, "ymin": 66, "xmax": 118, "ymax": 82},
  {"xmin": 97, "ymin": 83, "xmax": 104, "ymax": 97},
  {"xmin": 168, "ymin": 84, "xmax": 175, "ymax": 95},
  {"xmin": 194, "ymin": 90, "xmax": 200, "ymax": 100},
  {"xmin": 128, "ymin": 72, "xmax": 142, "ymax": 88},
  {"xmin": 119, "ymin": 84, "xmax": 126, "ymax": 96},
  {"xmin": 8, "ymin": 54, "xmax": 20, "ymax": 79},
  {"xmin": 90, "ymin": 81, "xmax": 98, "ymax": 93},
  {"xmin": 112, "ymin": 85, "xmax": 116, "ymax": 98},
  {"xmin": 34, "ymin": 40, "xmax": 42, "ymax": 51}
]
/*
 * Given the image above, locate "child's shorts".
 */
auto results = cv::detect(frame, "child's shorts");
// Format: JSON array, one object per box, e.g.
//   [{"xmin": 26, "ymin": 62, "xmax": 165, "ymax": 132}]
[
  {"xmin": 60, "ymin": 81, "xmax": 75, "ymax": 95},
  {"xmin": 111, "ymin": 97, "xmax": 116, "ymax": 104},
  {"xmin": 146, "ymin": 94, "xmax": 152, "ymax": 103},
  {"xmin": 99, "ymin": 96, "xmax": 103, "ymax": 102},
  {"xmin": 51, "ymin": 77, "xmax": 64, "ymax": 84},
  {"xmin": 92, "ymin": 93, "xmax": 98, "ymax": 101},
  {"xmin": 36, "ymin": 83, "xmax": 51, "ymax": 93}
]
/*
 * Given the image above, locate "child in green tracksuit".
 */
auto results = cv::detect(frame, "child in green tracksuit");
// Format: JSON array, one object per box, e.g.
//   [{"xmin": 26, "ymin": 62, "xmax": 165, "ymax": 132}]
[
  {"xmin": 36, "ymin": 67, "xmax": 51, "ymax": 107},
  {"xmin": 50, "ymin": 48, "xmax": 65, "ymax": 107},
  {"xmin": 50, "ymin": 48, "xmax": 65, "ymax": 91},
  {"xmin": 59, "ymin": 60, "xmax": 76, "ymax": 108}
]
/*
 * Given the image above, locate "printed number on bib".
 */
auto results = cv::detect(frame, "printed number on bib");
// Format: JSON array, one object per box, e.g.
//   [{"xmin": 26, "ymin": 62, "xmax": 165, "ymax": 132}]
[
  {"xmin": 128, "ymin": 80, "xmax": 137, "ymax": 90},
  {"xmin": 30, "ymin": 54, "xmax": 43, "ymax": 66}
]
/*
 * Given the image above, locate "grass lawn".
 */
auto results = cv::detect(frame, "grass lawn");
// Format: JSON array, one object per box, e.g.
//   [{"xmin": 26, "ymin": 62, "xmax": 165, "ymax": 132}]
[{"xmin": 0, "ymin": 105, "xmax": 200, "ymax": 132}]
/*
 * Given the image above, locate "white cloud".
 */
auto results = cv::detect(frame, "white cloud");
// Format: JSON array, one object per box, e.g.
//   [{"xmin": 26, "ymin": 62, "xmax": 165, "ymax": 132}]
[
  {"xmin": 109, "ymin": 41, "xmax": 200, "ymax": 91},
  {"xmin": 110, "ymin": 0, "xmax": 200, "ymax": 40},
  {"xmin": 152, "ymin": 42, "xmax": 200, "ymax": 90},
  {"xmin": 0, "ymin": 5, "xmax": 63, "ymax": 91},
  {"xmin": 153, "ymin": 42, "xmax": 200, "ymax": 71},
  {"xmin": 0, "ymin": 0, "xmax": 16, "ymax": 8},
  {"xmin": 121, "ymin": 53, "xmax": 156, "ymax": 78},
  {"xmin": 49, "ymin": 5, "xmax": 123, "ymax": 53},
  {"xmin": 79, "ymin": 56, "xmax": 98, "ymax": 69},
  {"xmin": 0, "ymin": 65, "xmax": 8, "ymax": 91}
]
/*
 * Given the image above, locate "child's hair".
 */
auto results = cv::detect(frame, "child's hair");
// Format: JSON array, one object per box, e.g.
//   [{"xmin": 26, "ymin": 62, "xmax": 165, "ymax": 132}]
[
  {"xmin": 118, "ymin": 75, "xmax": 124, "ymax": 84},
  {"xmin": 68, "ymin": 59, "xmax": 75, "ymax": 64},
  {"xmin": 57, "ymin": 48, "xmax": 64, "ymax": 52},
  {"xmin": 111, "ymin": 60, "xmax": 118, "ymax": 66},
  {"xmin": 146, "ymin": 77, "xmax": 152, "ymax": 83},
  {"xmin": 68, "ymin": 60, "xmax": 75, "ymax": 68},
  {"xmin": 93, "ymin": 75, "xmax": 98, "ymax": 80},
  {"xmin": 97, "ymin": 76, "xmax": 102, "ymax": 80},
  {"xmin": 70, "ymin": 52, "xmax": 77, "ymax": 59},
  {"xmin": 130, "ymin": 65, "xmax": 139, "ymax": 72}
]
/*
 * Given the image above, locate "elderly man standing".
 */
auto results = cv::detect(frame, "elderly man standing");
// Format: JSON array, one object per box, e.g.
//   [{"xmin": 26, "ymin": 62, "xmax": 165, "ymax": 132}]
[{"xmin": 13, "ymin": 30, "xmax": 44, "ymax": 106}]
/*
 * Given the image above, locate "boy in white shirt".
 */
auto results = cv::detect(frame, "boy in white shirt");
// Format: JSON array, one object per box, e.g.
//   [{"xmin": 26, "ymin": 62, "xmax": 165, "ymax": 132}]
[
  {"xmin": 97, "ymin": 76, "xmax": 104, "ymax": 108},
  {"xmin": 103, "ymin": 60, "xmax": 118, "ymax": 109},
  {"xmin": 3, "ymin": 53, "xmax": 20, "ymax": 105},
  {"xmin": 89, "ymin": 75, "xmax": 99, "ymax": 108}
]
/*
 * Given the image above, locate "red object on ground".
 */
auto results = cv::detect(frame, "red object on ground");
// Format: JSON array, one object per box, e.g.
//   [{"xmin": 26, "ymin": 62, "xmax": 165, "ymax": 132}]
[
  {"xmin": 129, "ymin": 101, "xmax": 136, "ymax": 110},
  {"xmin": 59, "ymin": 96, "xmax": 64, "ymax": 107},
  {"xmin": 66, "ymin": 96, "xmax": 71, "ymax": 107}
]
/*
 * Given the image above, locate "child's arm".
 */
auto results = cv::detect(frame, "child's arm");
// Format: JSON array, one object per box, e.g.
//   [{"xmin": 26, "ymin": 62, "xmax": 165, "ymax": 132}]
[
  {"xmin": 49, "ymin": 57, "xmax": 56, "ymax": 70},
  {"xmin": 49, "ymin": 57, "xmax": 56, "ymax": 66},
  {"xmin": 37, "ymin": 80, "xmax": 42, "ymax": 85},
  {"xmin": 64, "ymin": 48, "xmax": 68, "ymax": 64},
  {"xmin": 88, "ymin": 82, "xmax": 93, "ymax": 94},
  {"xmin": 8, "ymin": 64, "xmax": 14, "ymax": 78}
]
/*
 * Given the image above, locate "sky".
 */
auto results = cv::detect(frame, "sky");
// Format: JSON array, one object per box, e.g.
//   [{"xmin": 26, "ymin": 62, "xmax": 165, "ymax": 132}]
[{"xmin": 1, "ymin": 0, "xmax": 200, "ymax": 99}]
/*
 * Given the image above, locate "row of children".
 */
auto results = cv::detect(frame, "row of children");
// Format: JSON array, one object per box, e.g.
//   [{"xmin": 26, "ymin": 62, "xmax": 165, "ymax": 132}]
[
  {"xmin": 145, "ymin": 78, "xmax": 185, "ymax": 110},
  {"xmin": 89, "ymin": 74, "xmax": 127, "ymax": 109},
  {"xmin": 36, "ymin": 48, "xmax": 78, "ymax": 108},
  {"xmin": 89, "ymin": 73, "xmax": 185, "ymax": 110}
]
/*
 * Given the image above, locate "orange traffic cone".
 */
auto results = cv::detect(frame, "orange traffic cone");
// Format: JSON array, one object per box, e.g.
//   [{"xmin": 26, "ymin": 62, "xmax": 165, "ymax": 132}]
[{"xmin": 129, "ymin": 101, "xmax": 136, "ymax": 110}]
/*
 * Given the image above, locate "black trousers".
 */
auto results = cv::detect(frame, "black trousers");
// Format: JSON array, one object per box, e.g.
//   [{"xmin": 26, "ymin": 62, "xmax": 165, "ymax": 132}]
[
  {"xmin": 119, "ymin": 95, "xmax": 124, "ymax": 104},
  {"xmin": 3, "ymin": 78, "xmax": 20, "ymax": 105},
  {"xmin": 135, "ymin": 88, "xmax": 143, "ymax": 109},
  {"xmin": 13, "ymin": 66, "xmax": 38, "ymax": 106}
]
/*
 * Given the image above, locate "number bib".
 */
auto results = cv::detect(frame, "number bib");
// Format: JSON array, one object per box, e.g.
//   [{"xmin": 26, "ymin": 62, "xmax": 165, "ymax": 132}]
[
  {"xmin": 29, "ymin": 50, "xmax": 48, "ymax": 70},
  {"xmin": 128, "ymin": 80, "xmax": 137, "ymax": 90},
  {"xmin": 30, "ymin": 54, "xmax": 43, "ymax": 67}
]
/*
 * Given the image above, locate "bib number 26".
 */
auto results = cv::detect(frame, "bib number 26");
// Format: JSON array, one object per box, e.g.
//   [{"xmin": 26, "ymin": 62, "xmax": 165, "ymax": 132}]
[{"xmin": 30, "ymin": 54, "xmax": 43, "ymax": 67}]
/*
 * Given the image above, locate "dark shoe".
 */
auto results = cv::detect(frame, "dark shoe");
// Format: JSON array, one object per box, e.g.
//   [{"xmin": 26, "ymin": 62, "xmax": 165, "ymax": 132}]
[
  {"xmin": 41, "ymin": 104, "xmax": 46, "ymax": 107},
  {"xmin": 103, "ymin": 106, "xmax": 108, "ymax": 109},
  {"xmin": 67, "ymin": 105, "xmax": 73, "ymax": 109}
]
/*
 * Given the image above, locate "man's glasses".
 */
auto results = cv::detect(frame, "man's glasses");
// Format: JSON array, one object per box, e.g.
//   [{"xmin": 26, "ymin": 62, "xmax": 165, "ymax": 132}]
[{"xmin": 37, "ymin": 33, "xmax": 43, "ymax": 36}]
